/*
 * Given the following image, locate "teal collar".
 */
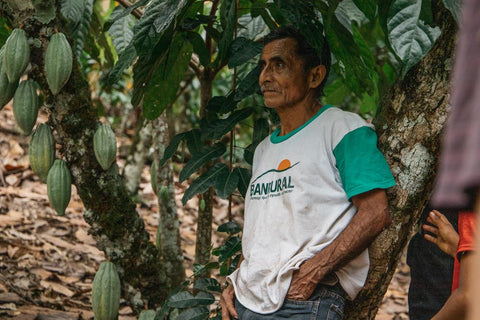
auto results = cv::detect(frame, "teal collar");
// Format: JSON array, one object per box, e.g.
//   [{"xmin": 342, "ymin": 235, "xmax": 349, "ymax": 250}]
[{"xmin": 270, "ymin": 104, "xmax": 333, "ymax": 144}]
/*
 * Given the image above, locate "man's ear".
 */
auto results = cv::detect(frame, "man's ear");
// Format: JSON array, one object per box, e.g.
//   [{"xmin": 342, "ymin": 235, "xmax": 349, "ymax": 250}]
[{"xmin": 309, "ymin": 65, "xmax": 326, "ymax": 89}]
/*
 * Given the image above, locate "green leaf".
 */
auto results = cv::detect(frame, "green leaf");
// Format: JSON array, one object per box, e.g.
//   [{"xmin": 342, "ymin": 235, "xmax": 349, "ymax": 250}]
[
  {"xmin": 182, "ymin": 163, "xmax": 228, "ymax": 204},
  {"xmin": 104, "ymin": 0, "xmax": 149, "ymax": 31},
  {"xmin": 201, "ymin": 108, "xmax": 254, "ymax": 141},
  {"xmin": 174, "ymin": 307, "xmax": 209, "ymax": 320},
  {"xmin": 143, "ymin": 37, "xmax": 193, "ymax": 120},
  {"xmin": 442, "ymin": 0, "xmax": 462, "ymax": 23},
  {"xmin": 180, "ymin": 143, "xmax": 226, "ymax": 182},
  {"xmin": 60, "ymin": 0, "xmax": 84, "ymax": 27},
  {"xmin": 109, "ymin": 6, "xmax": 135, "ymax": 54},
  {"xmin": 228, "ymin": 37, "xmax": 263, "ymax": 69},
  {"xmin": 234, "ymin": 167, "xmax": 251, "ymax": 198},
  {"xmin": 322, "ymin": 77, "xmax": 351, "ymax": 105},
  {"xmin": 216, "ymin": 0, "xmax": 237, "ymax": 67},
  {"xmin": 218, "ymin": 221, "xmax": 242, "ymax": 234},
  {"xmin": 186, "ymin": 32, "xmax": 210, "ymax": 67},
  {"xmin": 193, "ymin": 262, "xmax": 220, "ymax": 277},
  {"xmin": 215, "ymin": 168, "xmax": 240, "ymax": 199},
  {"xmin": 234, "ymin": 66, "xmax": 261, "ymax": 102},
  {"xmin": 195, "ymin": 291, "xmax": 215, "ymax": 306},
  {"xmin": 133, "ymin": 0, "xmax": 190, "ymax": 57},
  {"xmin": 33, "ymin": 0, "xmax": 56, "ymax": 24},
  {"xmin": 387, "ymin": 0, "xmax": 441, "ymax": 77},
  {"xmin": 185, "ymin": 129, "xmax": 203, "ymax": 157},
  {"xmin": 167, "ymin": 291, "xmax": 197, "ymax": 308},
  {"xmin": 218, "ymin": 237, "xmax": 241, "ymax": 263},
  {"xmin": 193, "ymin": 278, "xmax": 222, "ymax": 292},
  {"xmin": 161, "ymin": 132, "xmax": 188, "ymax": 165},
  {"xmin": 61, "ymin": 0, "xmax": 94, "ymax": 58},
  {"xmin": 106, "ymin": 43, "xmax": 137, "ymax": 85},
  {"xmin": 352, "ymin": 0, "xmax": 376, "ymax": 22},
  {"xmin": 252, "ymin": 118, "xmax": 269, "ymax": 146}
]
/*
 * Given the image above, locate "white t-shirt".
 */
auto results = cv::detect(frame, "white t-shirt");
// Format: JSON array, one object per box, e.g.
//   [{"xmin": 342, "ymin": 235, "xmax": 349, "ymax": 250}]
[{"xmin": 228, "ymin": 105, "xmax": 396, "ymax": 314}]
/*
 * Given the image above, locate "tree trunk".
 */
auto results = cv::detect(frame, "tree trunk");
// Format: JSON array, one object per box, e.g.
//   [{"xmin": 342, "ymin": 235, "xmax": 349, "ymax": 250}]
[
  {"xmin": 152, "ymin": 114, "xmax": 185, "ymax": 289},
  {"xmin": 123, "ymin": 118, "xmax": 153, "ymax": 196},
  {"xmin": 345, "ymin": 7, "xmax": 457, "ymax": 319},
  {"xmin": 1, "ymin": 1, "xmax": 169, "ymax": 308}
]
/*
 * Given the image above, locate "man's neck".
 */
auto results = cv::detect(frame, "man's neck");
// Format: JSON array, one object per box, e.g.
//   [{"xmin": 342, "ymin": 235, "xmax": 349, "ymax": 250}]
[{"xmin": 276, "ymin": 99, "xmax": 323, "ymax": 136}]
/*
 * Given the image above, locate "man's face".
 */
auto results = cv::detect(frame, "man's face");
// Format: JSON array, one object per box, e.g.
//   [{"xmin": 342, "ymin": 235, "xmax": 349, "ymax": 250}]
[{"xmin": 258, "ymin": 38, "xmax": 310, "ymax": 110}]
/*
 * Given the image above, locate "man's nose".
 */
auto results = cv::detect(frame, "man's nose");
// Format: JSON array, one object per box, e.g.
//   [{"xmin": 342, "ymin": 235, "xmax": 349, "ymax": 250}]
[{"xmin": 259, "ymin": 65, "xmax": 272, "ymax": 84}]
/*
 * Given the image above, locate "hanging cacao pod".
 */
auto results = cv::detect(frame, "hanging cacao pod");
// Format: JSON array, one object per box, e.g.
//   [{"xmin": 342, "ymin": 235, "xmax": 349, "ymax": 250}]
[
  {"xmin": 92, "ymin": 261, "xmax": 121, "ymax": 320},
  {"xmin": 47, "ymin": 159, "xmax": 71, "ymax": 216},
  {"xmin": 13, "ymin": 79, "xmax": 39, "ymax": 135},
  {"xmin": 29, "ymin": 124, "xmax": 55, "ymax": 182},
  {"xmin": 2, "ymin": 28, "xmax": 30, "ymax": 83},
  {"xmin": 0, "ymin": 47, "xmax": 18, "ymax": 109},
  {"xmin": 93, "ymin": 124, "xmax": 117, "ymax": 170},
  {"xmin": 45, "ymin": 32, "xmax": 73, "ymax": 95}
]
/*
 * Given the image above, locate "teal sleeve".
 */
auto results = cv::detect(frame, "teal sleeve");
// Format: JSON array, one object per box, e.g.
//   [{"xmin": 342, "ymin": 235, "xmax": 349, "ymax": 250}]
[{"xmin": 333, "ymin": 126, "xmax": 396, "ymax": 199}]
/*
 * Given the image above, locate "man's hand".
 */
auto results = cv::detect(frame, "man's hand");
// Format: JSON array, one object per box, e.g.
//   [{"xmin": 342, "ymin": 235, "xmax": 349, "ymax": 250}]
[
  {"xmin": 220, "ymin": 284, "xmax": 238, "ymax": 320},
  {"xmin": 286, "ymin": 258, "xmax": 320, "ymax": 300}
]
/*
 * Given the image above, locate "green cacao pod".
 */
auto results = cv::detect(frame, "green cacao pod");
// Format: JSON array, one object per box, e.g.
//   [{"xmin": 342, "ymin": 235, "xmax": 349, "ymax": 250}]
[
  {"xmin": 2, "ymin": 28, "xmax": 30, "ymax": 83},
  {"xmin": 138, "ymin": 310, "xmax": 156, "ymax": 320},
  {"xmin": 47, "ymin": 159, "xmax": 71, "ymax": 216},
  {"xmin": 13, "ymin": 79, "xmax": 39, "ymax": 135},
  {"xmin": 45, "ymin": 32, "xmax": 73, "ymax": 95},
  {"xmin": 0, "ymin": 47, "xmax": 18, "ymax": 109},
  {"xmin": 29, "ymin": 124, "xmax": 55, "ymax": 182},
  {"xmin": 92, "ymin": 261, "xmax": 121, "ymax": 320},
  {"xmin": 93, "ymin": 124, "xmax": 117, "ymax": 170}
]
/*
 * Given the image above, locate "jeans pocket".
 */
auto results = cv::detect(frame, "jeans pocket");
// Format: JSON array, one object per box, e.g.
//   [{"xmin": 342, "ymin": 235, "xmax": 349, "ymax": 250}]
[{"xmin": 326, "ymin": 303, "xmax": 344, "ymax": 320}]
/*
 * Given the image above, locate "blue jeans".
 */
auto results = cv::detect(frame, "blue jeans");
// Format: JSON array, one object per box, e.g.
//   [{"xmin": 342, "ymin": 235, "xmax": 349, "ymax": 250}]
[{"xmin": 234, "ymin": 282, "xmax": 346, "ymax": 320}]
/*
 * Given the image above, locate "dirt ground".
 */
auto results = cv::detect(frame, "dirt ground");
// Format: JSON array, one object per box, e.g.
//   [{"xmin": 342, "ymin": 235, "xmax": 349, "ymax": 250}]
[{"xmin": 0, "ymin": 103, "xmax": 410, "ymax": 319}]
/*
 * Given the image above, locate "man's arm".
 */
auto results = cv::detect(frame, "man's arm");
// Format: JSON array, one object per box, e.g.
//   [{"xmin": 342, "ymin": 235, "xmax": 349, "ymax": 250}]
[{"xmin": 286, "ymin": 188, "xmax": 391, "ymax": 300}]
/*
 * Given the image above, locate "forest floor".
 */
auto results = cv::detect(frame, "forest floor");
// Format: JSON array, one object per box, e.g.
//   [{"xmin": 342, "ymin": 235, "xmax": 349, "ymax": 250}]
[{"xmin": 0, "ymin": 103, "xmax": 410, "ymax": 320}]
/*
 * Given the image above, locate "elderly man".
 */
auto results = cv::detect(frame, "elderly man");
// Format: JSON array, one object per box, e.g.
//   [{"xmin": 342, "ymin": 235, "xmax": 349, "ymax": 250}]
[{"xmin": 220, "ymin": 26, "xmax": 396, "ymax": 320}]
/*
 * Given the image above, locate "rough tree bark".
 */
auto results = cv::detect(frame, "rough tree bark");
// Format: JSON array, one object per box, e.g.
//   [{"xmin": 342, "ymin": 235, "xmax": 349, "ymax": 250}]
[
  {"xmin": 345, "ymin": 6, "xmax": 457, "ymax": 319},
  {"xmin": 152, "ymin": 114, "xmax": 185, "ymax": 289},
  {"xmin": 1, "ymin": 1, "xmax": 170, "ymax": 308}
]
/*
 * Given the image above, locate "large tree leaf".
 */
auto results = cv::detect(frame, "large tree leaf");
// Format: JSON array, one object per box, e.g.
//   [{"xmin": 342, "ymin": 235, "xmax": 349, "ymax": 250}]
[
  {"xmin": 352, "ymin": 0, "xmax": 376, "ymax": 22},
  {"xmin": 179, "ymin": 143, "xmax": 226, "ymax": 182},
  {"xmin": 387, "ymin": 0, "xmax": 441, "ymax": 77},
  {"xmin": 106, "ymin": 43, "xmax": 137, "ymax": 85},
  {"xmin": 185, "ymin": 129, "xmax": 203, "ymax": 157},
  {"xmin": 201, "ymin": 108, "xmax": 254, "ymax": 141},
  {"xmin": 103, "ymin": 0, "xmax": 149, "ymax": 31},
  {"xmin": 442, "ymin": 0, "xmax": 462, "ymax": 23},
  {"xmin": 217, "ymin": 236, "xmax": 242, "ymax": 263},
  {"xmin": 160, "ymin": 132, "xmax": 188, "ymax": 165},
  {"xmin": 33, "ymin": 0, "xmax": 56, "ymax": 24},
  {"xmin": 182, "ymin": 163, "xmax": 228, "ymax": 204},
  {"xmin": 215, "ymin": 168, "xmax": 240, "ymax": 199},
  {"xmin": 228, "ymin": 37, "xmax": 263, "ymax": 69},
  {"xmin": 167, "ymin": 291, "xmax": 197, "ymax": 308},
  {"xmin": 216, "ymin": 0, "xmax": 237, "ymax": 67},
  {"xmin": 186, "ymin": 31, "xmax": 210, "ymax": 67},
  {"xmin": 174, "ymin": 307, "xmax": 209, "ymax": 320},
  {"xmin": 60, "ymin": 0, "xmax": 84, "ymax": 27},
  {"xmin": 133, "ymin": 0, "xmax": 191, "ymax": 57},
  {"xmin": 217, "ymin": 221, "xmax": 242, "ymax": 234},
  {"xmin": 143, "ymin": 36, "xmax": 193, "ymax": 120},
  {"xmin": 194, "ymin": 291, "xmax": 215, "ymax": 306},
  {"xmin": 234, "ymin": 66, "xmax": 261, "ymax": 102},
  {"xmin": 193, "ymin": 278, "xmax": 222, "ymax": 292},
  {"xmin": 60, "ymin": 0, "xmax": 94, "ymax": 58},
  {"xmin": 109, "ymin": 6, "xmax": 135, "ymax": 54},
  {"xmin": 234, "ymin": 167, "xmax": 252, "ymax": 198},
  {"xmin": 244, "ymin": 118, "xmax": 269, "ymax": 165}
]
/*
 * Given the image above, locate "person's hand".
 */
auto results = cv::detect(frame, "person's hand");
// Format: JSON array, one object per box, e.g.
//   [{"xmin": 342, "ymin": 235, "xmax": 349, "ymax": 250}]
[
  {"xmin": 220, "ymin": 284, "xmax": 238, "ymax": 320},
  {"xmin": 423, "ymin": 209, "xmax": 459, "ymax": 258},
  {"xmin": 285, "ymin": 259, "xmax": 319, "ymax": 300}
]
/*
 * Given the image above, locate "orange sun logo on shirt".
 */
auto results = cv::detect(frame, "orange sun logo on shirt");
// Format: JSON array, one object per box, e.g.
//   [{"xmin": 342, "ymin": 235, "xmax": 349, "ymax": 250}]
[{"xmin": 277, "ymin": 159, "xmax": 291, "ymax": 171}]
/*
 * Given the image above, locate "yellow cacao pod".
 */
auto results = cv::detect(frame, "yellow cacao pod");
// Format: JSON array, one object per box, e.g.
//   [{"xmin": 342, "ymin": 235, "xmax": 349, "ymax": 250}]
[
  {"xmin": 92, "ymin": 261, "xmax": 121, "ymax": 320},
  {"xmin": 45, "ymin": 32, "xmax": 73, "ymax": 95},
  {"xmin": 93, "ymin": 124, "xmax": 117, "ymax": 170},
  {"xmin": 29, "ymin": 124, "xmax": 55, "ymax": 182},
  {"xmin": 13, "ymin": 79, "xmax": 39, "ymax": 135},
  {"xmin": 47, "ymin": 159, "xmax": 71, "ymax": 216},
  {"xmin": 2, "ymin": 28, "xmax": 30, "ymax": 83}
]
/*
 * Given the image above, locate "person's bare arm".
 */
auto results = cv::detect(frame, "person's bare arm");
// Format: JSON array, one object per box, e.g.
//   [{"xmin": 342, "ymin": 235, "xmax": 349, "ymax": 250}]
[
  {"xmin": 286, "ymin": 188, "xmax": 391, "ymax": 300},
  {"xmin": 432, "ymin": 251, "xmax": 473, "ymax": 320},
  {"xmin": 220, "ymin": 255, "xmax": 243, "ymax": 320}
]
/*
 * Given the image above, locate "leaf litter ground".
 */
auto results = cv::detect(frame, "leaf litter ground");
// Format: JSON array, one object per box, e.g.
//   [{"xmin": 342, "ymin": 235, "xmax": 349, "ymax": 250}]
[{"xmin": 0, "ymin": 103, "xmax": 409, "ymax": 319}]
